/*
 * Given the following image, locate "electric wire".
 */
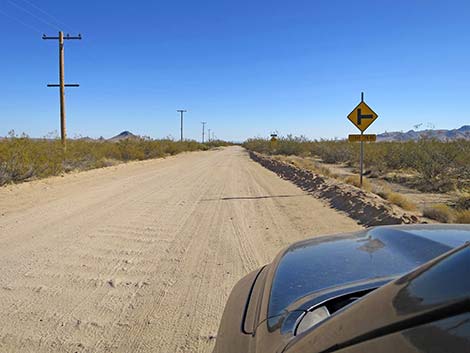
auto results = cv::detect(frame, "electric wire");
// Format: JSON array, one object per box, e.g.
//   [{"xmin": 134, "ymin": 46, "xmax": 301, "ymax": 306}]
[
  {"xmin": 7, "ymin": 0, "xmax": 62, "ymax": 31},
  {"xmin": 0, "ymin": 7, "xmax": 42, "ymax": 34},
  {"xmin": 16, "ymin": 0, "xmax": 70, "ymax": 32}
]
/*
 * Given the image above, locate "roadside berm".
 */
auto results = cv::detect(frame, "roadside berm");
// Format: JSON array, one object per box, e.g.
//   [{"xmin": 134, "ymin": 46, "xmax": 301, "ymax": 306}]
[{"xmin": 249, "ymin": 151, "xmax": 422, "ymax": 227}]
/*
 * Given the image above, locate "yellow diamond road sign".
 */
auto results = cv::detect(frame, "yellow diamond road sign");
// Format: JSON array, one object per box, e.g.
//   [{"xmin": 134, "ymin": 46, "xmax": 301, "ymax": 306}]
[{"xmin": 347, "ymin": 101, "xmax": 378, "ymax": 132}]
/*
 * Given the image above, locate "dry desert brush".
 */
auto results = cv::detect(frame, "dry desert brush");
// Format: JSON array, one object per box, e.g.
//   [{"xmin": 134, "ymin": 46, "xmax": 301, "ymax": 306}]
[
  {"xmin": 0, "ymin": 132, "xmax": 228, "ymax": 186},
  {"xmin": 243, "ymin": 136, "xmax": 470, "ymax": 193}
]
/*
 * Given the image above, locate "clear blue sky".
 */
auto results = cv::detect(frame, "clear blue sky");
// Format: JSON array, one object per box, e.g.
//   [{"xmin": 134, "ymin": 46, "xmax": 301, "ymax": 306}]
[{"xmin": 0, "ymin": 0, "xmax": 469, "ymax": 141}]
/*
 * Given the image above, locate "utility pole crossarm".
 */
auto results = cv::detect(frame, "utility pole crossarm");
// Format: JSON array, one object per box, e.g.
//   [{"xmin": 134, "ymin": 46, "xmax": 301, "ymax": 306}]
[
  {"xmin": 43, "ymin": 34, "xmax": 82, "ymax": 40},
  {"xmin": 47, "ymin": 84, "xmax": 80, "ymax": 87}
]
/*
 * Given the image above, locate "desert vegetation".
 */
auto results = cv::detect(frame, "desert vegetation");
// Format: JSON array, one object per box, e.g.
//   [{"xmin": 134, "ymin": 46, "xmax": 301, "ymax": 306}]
[
  {"xmin": 244, "ymin": 136, "xmax": 470, "ymax": 193},
  {"xmin": 244, "ymin": 136, "xmax": 470, "ymax": 223},
  {"xmin": 0, "ymin": 131, "xmax": 230, "ymax": 185}
]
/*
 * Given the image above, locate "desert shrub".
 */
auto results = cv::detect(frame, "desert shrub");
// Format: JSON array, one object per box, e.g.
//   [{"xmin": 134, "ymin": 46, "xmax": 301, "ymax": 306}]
[
  {"xmin": 243, "ymin": 135, "xmax": 470, "ymax": 193},
  {"xmin": 455, "ymin": 210, "xmax": 470, "ymax": 224},
  {"xmin": 275, "ymin": 135, "xmax": 311, "ymax": 156},
  {"xmin": 369, "ymin": 182, "xmax": 417, "ymax": 211},
  {"xmin": 205, "ymin": 140, "xmax": 234, "ymax": 148},
  {"xmin": 311, "ymin": 163, "xmax": 335, "ymax": 178},
  {"xmin": 372, "ymin": 182, "xmax": 392, "ymax": 199},
  {"xmin": 312, "ymin": 140, "xmax": 356, "ymax": 164},
  {"xmin": 423, "ymin": 204, "xmax": 454, "ymax": 223},
  {"xmin": 455, "ymin": 195, "xmax": 470, "ymax": 210},
  {"xmin": 385, "ymin": 192, "xmax": 417, "ymax": 211},
  {"xmin": 0, "ymin": 131, "xmax": 64, "ymax": 184},
  {"xmin": 243, "ymin": 136, "xmax": 312, "ymax": 156},
  {"xmin": 243, "ymin": 138, "xmax": 271, "ymax": 154},
  {"xmin": 0, "ymin": 133, "xmax": 223, "ymax": 185}
]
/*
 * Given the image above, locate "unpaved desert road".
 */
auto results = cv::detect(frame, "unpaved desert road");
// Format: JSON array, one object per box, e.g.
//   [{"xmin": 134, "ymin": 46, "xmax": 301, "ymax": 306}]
[{"xmin": 0, "ymin": 146, "xmax": 361, "ymax": 353}]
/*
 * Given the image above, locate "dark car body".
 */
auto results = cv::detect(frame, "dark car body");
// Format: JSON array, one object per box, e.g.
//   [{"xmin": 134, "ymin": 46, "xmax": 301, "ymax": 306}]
[{"xmin": 212, "ymin": 224, "xmax": 470, "ymax": 353}]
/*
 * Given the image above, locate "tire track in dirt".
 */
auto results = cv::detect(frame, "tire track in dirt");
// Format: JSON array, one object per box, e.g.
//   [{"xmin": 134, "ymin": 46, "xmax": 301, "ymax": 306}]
[{"xmin": 0, "ymin": 146, "xmax": 361, "ymax": 353}]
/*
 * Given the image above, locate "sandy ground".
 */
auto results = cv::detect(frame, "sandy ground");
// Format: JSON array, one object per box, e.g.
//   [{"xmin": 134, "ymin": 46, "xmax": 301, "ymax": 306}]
[
  {"xmin": 276, "ymin": 154, "xmax": 453, "ymax": 211},
  {"xmin": 320, "ymin": 161, "xmax": 454, "ymax": 209},
  {"xmin": 0, "ymin": 146, "xmax": 361, "ymax": 353}
]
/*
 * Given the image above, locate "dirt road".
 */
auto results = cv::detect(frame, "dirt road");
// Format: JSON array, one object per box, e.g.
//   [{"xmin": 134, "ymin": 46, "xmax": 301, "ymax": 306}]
[{"xmin": 0, "ymin": 146, "xmax": 361, "ymax": 353}]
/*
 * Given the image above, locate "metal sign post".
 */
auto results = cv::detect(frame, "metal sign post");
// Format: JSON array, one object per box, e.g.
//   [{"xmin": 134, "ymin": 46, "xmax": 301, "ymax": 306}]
[
  {"xmin": 360, "ymin": 132, "xmax": 364, "ymax": 187},
  {"xmin": 347, "ymin": 92, "xmax": 379, "ymax": 188},
  {"xmin": 360, "ymin": 93, "xmax": 364, "ymax": 187}
]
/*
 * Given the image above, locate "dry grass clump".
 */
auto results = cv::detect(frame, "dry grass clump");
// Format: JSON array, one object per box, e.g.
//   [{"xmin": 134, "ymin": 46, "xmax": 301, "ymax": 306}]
[
  {"xmin": 455, "ymin": 210, "xmax": 470, "ymax": 224},
  {"xmin": 370, "ymin": 182, "xmax": 417, "ymax": 211},
  {"xmin": 453, "ymin": 194, "xmax": 470, "ymax": 224},
  {"xmin": 423, "ymin": 204, "xmax": 454, "ymax": 223},
  {"xmin": 274, "ymin": 155, "xmax": 337, "ymax": 178},
  {"xmin": 385, "ymin": 192, "xmax": 417, "ymax": 211},
  {"xmin": 343, "ymin": 175, "xmax": 372, "ymax": 192},
  {"xmin": 423, "ymin": 204, "xmax": 470, "ymax": 224},
  {"xmin": 454, "ymin": 210, "xmax": 470, "ymax": 224},
  {"xmin": 314, "ymin": 164, "xmax": 336, "ymax": 178},
  {"xmin": 372, "ymin": 183, "xmax": 392, "ymax": 199},
  {"xmin": 279, "ymin": 157, "xmax": 418, "ymax": 212}
]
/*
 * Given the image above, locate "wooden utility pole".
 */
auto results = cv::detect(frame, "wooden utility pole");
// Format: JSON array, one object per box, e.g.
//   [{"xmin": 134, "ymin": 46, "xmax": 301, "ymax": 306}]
[
  {"xmin": 208, "ymin": 128, "xmax": 211, "ymax": 142},
  {"xmin": 177, "ymin": 110, "xmax": 187, "ymax": 141},
  {"xmin": 43, "ymin": 31, "xmax": 81, "ymax": 151},
  {"xmin": 201, "ymin": 122, "xmax": 206, "ymax": 143}
]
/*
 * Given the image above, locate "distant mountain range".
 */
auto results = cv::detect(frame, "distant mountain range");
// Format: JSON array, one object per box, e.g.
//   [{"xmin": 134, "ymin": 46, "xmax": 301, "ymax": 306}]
[
  {"xmin": 5, "ymin": 128, "xmax": 468, "ymax": 143},
  {"xmin": 377, "ymin": 125, "xmax": 470, "ymax": 142}
]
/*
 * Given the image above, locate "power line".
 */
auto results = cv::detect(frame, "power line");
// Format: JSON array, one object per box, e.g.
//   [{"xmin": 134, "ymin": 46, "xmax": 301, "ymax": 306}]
[
  {"xmin": 8, "ymin": 0, "xmax": 62, "ymax": 31},
  {"xmin": 16, "ymin": 0, "xmax": 70, "ymax": 31},
  {"xmin": 0, "ymin": 8, "xmax": 42, "ymax": 33}
]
